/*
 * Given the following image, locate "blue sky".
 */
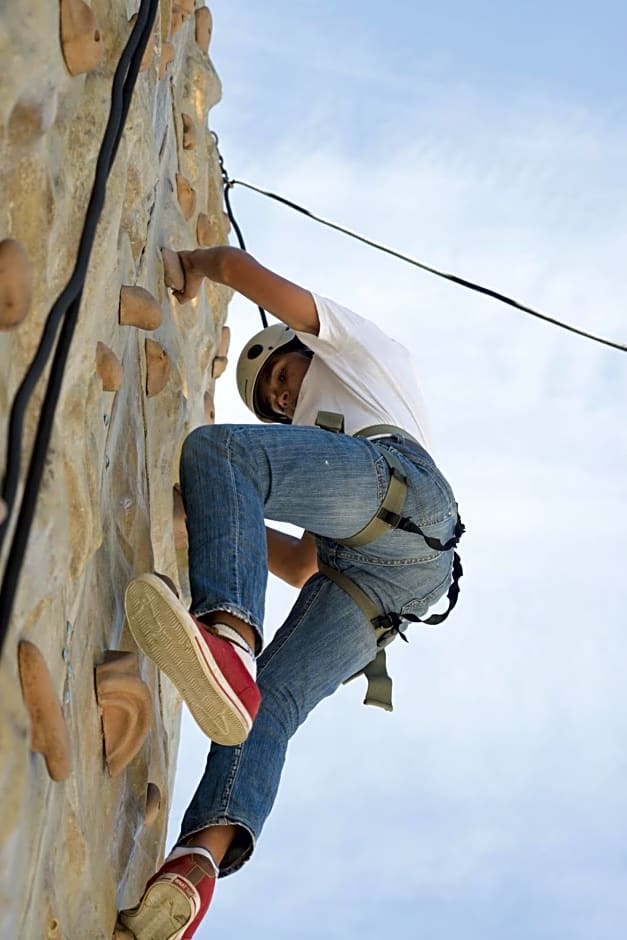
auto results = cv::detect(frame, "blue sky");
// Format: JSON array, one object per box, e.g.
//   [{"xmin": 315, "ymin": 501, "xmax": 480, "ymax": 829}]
[{"xmin": 167, "ymin": 3, "xmax": 627, "ymax": 938}]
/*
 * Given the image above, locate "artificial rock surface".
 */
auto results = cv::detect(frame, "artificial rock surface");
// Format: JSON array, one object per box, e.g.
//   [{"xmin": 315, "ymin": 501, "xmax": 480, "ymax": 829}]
[{"xmin": 0, "ymin": 2, "xmax": 229, "ymax": 936}]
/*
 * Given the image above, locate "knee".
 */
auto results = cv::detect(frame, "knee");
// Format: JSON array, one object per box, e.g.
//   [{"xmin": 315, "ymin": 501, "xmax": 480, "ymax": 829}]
[{"xmin": 180, "ymin": 424, "xmax": 228, "ymax": 473}]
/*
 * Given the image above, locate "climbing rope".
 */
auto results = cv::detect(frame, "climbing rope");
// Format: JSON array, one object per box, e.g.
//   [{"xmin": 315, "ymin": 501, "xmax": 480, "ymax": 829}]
[
  {"xmin": 0, "ymin": 0, "xmax": 159, "ymax": 657},
  {"xmin": 211, "ymin": 137, "xmax": 626, "ymax": 353},
  {"xmin": 213, "ymin": 135, "xmax": 268, "ymax": 328}
]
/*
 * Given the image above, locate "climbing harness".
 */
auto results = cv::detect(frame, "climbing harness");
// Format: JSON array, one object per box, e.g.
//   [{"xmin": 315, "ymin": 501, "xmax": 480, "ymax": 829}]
[
  {"xmin": 0, "ymin": 0, "xmax": 159, "ymax": 656},
  {"xmin": 314, "ymin": 412, "xmax": 464, "ymax": 712},
  {"xmin": 211, "ymin": 134, "xmax": 626, "ymax": 354}
]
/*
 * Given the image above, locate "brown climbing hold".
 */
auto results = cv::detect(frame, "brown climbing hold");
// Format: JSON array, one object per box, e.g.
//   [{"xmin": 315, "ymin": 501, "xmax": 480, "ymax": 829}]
[
  {"xmin": 119, "ymin": 285, "xmax": 162, "ymax": 331},
  {"xmin": 95, "ymin": 651, "xmax": 153, "ymax": 778},
  {"xmin": 196, "ymin": 212, "xmax": 214, "ymax": 247},
  {"xmin": 211, "ymin": 356, "xmax": 228, "ymax": 379},
  {"xmin": 145, "ymin": 339, "xmax": 170, "ymax": 397},
  {"xmin": 211, "ymin": 325, "xmax": 230, "ymax": 377},
  {"xmin": 17, "ymin": 641, "xmax": 72, "ymax": 782},
  {"xmin": 217, "ymin": 324, "xmax": 231, "ymax": 358},
  {"xmin": 171, "ymin": 2, "xmax": 191, "ymax": 37},
  {"xmin": 159, "ymin": 41, "xmax": 175, "ymax": 80},
  {"xmin": 161, "ymin": 248, "xmax": 184, "ymax": 292},
  {"xmin": 144, "ymin": 781, "xmax": 162, "ymax": 826},
  {"xmin": 96, "ymin": 342, "xmax": 123, "ymax": 392},
  {"xmin": 129, "ymin": 14, "xmax": 155, "ymax": 72},
  {"xmin": 195, "ymin": 6, "xmax": 213, "ymax": 53},
  {"xmin": 0, "ymin": 239, "xmax": 33, "ymax": 330},
  {"xmin": 176, "ymin": 174, "xmax": 197, "ymax": 221},
  {"xmin": 60, "ymin": 0, "xmax": 105, "ymax": 76},
  {"xmin": 181, "ymin": 113, "xmax": 197, "ymax": 151}
]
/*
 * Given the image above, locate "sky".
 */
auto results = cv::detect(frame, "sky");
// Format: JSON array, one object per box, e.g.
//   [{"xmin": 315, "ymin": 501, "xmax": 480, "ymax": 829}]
[{"xmin": 167, "ymin": 3, "xmax": 627, "ymax": 938}]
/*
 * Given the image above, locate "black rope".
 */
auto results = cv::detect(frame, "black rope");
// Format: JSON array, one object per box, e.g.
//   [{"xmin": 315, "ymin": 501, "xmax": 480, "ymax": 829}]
[
  {"xmin": 211, "ymin": 133, "xmax": 268, "ymax": 328},
  {"xmin": 0, "ymin": 0, "xmax": 159, "ymax": 656},
  {"xmin": 221, "ymin": 175, "xmax": 626, "ymax": 354}
]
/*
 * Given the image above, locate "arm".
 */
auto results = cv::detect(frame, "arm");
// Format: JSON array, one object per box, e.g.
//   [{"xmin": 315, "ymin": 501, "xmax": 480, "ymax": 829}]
[
  {"xmin": 266, "ymin": 527, "xmax": 318, "ymax": 589},
  {"xmin": 175, "ymin": 246, "xmax": 320, "ymax": 335}
]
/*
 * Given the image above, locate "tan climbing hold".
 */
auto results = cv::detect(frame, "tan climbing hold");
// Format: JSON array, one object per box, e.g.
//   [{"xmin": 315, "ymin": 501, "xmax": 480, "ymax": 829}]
[
  {"xmin": 196, "ymin": 212, "xmax": 215, "ymax": 247},
  {"xmin": 0, "ymin": 239, "xmax": 33, "ymax": 330},
  {"xmin": 145, "ymin": 339, "xmax": 170, "ymax": 397},
  {"xmin": 195, "ymin": 6, "xmax": 213, "ymax": 53},
  {"xmin": 161, "ymin": 248, "xmax": 184, "ymax": 291},
  {"xmin": 144, "ymin": 781, "xmax": 162, "ymax": 826},
  {"xmin": 212, "ymin": 356, "xmax": 228, "ymax": 379},
  {"xmin": 159, "ymin": 41, "xmax": 175, "ymax": 80},
  {"xmin": 129, "ymin": 14, "xmax": 155, "ymax": 72},
  {"xmin": 17, "ymin": 640, "xmax": 72, "ymax": 782},
  {"xmin": 181, "ymin": 113, "xmax": 197, "ymax": 150},
  {"xmin": 96, "ymin": 342, "xmax": 123, "ymax": 392},
  {"xmin": 176, "ymin": 174, "xmax": 197, "ymax": 221},
  {"xmin": 95, "ymin": 651, "xmax": 152, "ymax": 778},
  {"xmin": 60, "ymin": 0, "xmax": 105, "ymax": 76},
  {"xmin": 211, "ymin": 325, "xmax": 230, "ymax": 377},
  {"xmin": 119, "ymin": 285, "xmax": 162, "ymax": 331}
]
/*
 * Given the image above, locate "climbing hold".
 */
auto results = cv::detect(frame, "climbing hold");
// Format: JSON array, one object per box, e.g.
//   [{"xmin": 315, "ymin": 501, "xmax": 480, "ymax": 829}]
[
  {"xmin": 161, "ymin": 248, "xmax": 185, "ymax": 292},
  {"xmin": 203, "ymin": 390, "xmax": 215, "ymax": 424},
  {"xmin": 158, "ymin": 41, "xmax": 175, "ymax": 80},
  {"xmin": 196, "ymin": 212, "xmax": 214, "ymax": 247},
  {"xmin": 96, "ymin": 342, "xmax": 123, "ymax": 391},
  {"xmin": 9, "ymin": 87, "xmax": 58, "ymax": 142},
  {"xmin": 119, "ymin": 285, "xmax": 162, "ymax": 331},
  {"xmin": 59, "ymin": 0, "xmax": 105, "ymax": 76},
  {"xmin": 211, "ymin": 325, "xmax": 230, "ymax": 377},
  {"xmin": 181, "ymin": 113, "xmax": 197, "ymax": 151},
  {"xmin": 144, "ymin": 781, "xmax": 162, "ymax": 826},
  {"xmin": 129, "ymin": 14, "xmax": 155, "ymax": 72},
  {"xmin": 211, "ymin": 356, "xmax": 228, "ymax": 379},
  {"xmin": 145, "ymin": 339, "xmax": 170, "ymax": 397},
  {"xmin": 0, "ymin": 239, "xmax": 33, "ymax": 330},
  {"xmin": 94, "ymin": 651, "xmax": 153, "ymax": 778},
  {"xmin": 176, "ymin": 174, "xmax": 197, "ymax": 221},
  {"xmin": 195, "ymin": 6, "xmax": 212, "ymax": 54},
  {"xmin": 17, "ymin": 640, "xmax": 72, "ymax": 782},
  {"xmin": 170, "ymin": 2, "xmax": 191, "ymax": 37}
]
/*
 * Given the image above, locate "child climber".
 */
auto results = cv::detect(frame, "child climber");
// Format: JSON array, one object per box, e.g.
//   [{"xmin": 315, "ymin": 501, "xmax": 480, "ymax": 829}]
[{"xmin": 118, "ymin": 246, "xmax": 462, "ymax": 939}]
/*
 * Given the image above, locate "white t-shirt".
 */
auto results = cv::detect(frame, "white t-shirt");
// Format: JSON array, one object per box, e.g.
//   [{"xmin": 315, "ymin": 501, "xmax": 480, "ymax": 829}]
[{"xmin": 293, "ymin": 294, "xmax": 432, "ymax": 450}]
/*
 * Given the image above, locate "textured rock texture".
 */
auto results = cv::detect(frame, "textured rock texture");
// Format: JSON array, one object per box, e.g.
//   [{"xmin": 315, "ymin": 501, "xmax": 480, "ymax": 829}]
[{"xmin": 0, "ymin": 2, "xmax": 229, "ymax": 936}]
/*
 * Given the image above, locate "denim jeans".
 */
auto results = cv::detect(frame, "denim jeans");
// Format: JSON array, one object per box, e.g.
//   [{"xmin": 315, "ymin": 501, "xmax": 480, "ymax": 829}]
[{"xmin": 177, "ymin": 424, "xmax": 459, "ymax": 875}]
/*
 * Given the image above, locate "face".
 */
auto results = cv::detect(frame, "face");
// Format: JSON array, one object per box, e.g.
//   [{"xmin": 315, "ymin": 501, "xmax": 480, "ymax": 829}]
[{"xmin": 257, "ymin": 350, "xmax": 311, "ymax": 420}]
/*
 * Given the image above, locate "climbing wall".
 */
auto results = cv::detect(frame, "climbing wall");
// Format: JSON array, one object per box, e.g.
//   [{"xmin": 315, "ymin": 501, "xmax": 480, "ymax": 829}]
[{"xmin": 0, "ymin": 2, "xmax": 231, "ymax": 936}]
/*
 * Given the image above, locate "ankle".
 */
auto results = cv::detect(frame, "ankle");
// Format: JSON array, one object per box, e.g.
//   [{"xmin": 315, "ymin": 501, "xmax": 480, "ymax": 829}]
[{"xmin": 200, "ymin": 612, "xmax": 259, "ymax": 656}]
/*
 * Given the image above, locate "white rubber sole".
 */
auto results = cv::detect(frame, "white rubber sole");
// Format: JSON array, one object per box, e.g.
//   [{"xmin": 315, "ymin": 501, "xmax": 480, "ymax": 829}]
[
  {"xmin": 119, "ymin": 878, "xmax": 196, "ymax": 940},
  {"xmin": 124, "ymin": 573, "xmax": 252, "ymax": 745}
]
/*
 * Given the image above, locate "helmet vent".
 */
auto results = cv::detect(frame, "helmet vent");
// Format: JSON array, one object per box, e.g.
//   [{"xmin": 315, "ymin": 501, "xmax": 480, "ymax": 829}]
[{"xmin": 247, "ymin": 343, "xmax": 264, "ymax": 360}]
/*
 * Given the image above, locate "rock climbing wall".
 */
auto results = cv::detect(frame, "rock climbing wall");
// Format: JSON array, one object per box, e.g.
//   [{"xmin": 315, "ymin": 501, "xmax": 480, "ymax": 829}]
[{"xmin": 0, "ymin": 2, "xmax": 231, "ymax": 936}]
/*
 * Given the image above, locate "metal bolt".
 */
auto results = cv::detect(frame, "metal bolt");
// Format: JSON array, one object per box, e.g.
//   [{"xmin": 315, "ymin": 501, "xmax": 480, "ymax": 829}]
[
  {"xmin": 103, "ymin": 414, "xmax": 110, "ymax": 427},
  {"xmin": 105, "ymin": 456, "xmax": 110, "ymax": 469},
  {"xmin": 62, "ymin": 646, "xmax": 70, "ymax": 663},
  {"xmin": 66, "ymin": 620, "xmax": 73, "ymax": 639}
]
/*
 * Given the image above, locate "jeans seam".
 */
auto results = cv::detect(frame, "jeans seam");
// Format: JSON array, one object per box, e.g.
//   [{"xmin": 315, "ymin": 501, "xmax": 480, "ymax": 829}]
[{"xmin": 257, "ymin": 575, "xmax": 327, "ymax": 678}]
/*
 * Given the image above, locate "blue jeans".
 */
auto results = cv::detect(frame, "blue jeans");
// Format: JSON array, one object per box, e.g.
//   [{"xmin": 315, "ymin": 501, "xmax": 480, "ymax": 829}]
[{"xmin": 177, "ymin": 424, "xmax": 459, "ymax": 875}]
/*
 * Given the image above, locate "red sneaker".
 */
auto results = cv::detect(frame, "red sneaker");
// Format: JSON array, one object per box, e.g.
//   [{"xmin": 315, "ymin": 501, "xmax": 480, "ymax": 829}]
[
  {"xmin": 119, "ymin": 848, "xmax": 216, "ymax": 939},
  {"xmin": 124, "ymin": 573, "xmax": 260, "ymax": 745}
]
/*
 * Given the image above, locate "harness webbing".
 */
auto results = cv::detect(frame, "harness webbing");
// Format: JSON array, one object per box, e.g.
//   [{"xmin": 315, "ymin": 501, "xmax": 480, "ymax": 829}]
[{"xmin": 313, "ymin": 415, "xmax": 464, "ymax": 711}]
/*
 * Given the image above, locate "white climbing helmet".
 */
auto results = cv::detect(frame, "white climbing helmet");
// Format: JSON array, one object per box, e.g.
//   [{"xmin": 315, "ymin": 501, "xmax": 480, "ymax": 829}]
[{"xmin": 236, "ymin": 323, "xmax": 304, "ymax": 423}]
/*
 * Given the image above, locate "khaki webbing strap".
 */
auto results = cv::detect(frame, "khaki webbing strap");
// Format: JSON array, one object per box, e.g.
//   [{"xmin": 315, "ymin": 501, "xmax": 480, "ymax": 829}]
[
  {"xmin": 318, "ymin": 560, "xmax": 394, "ymax": 711},
  {"xmin": 335, "ymin": 448, "xmax": 409, "ymax": 548},
  {"xmin": 355, "ymin": 424, "xmax": 421, "ymax": 448}
]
